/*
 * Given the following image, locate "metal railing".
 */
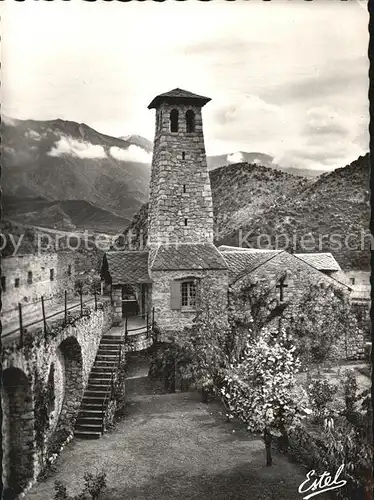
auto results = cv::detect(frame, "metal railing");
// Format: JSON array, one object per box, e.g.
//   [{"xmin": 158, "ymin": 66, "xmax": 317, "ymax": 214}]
[
  {"xmin": 100, "ymin": 308, "xmax": 156, "ymax": 434},
  {"xmin": 101, "ymin": 317, "xmax": 127, "ymax": 435},
  {"xmin": 1, "ymin": 290, "xmax": 101, "ymax": 347}
]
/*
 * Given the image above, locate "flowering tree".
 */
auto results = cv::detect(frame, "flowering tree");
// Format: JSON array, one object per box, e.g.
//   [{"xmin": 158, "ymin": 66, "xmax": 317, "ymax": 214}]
[
  {"xmin": 287, "ymin": 283, "xmax": 359, "ymax": 365},
  {"xmin": 228, "ymin": 274, "xmax": 288, "ymax": 340},
  {"xmin": 221, "ymin": 328, "xmax": 309, "ymax": 466}
]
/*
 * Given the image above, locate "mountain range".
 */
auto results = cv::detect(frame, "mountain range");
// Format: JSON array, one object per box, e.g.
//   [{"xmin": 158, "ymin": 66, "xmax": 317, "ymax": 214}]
[
  {"xmin": 118, "ymin": 154, "xmax": 370, "ymax": 270},
  {"xmin": 2, "ymin": 117, "xmax": 326, "ymax": 233},
  {"xmin": 1, "ymin": 116, "xmax": 151, "ymax": 233},
  {"xmin": 1, "ymin": 117, "xmax": 370, "ymax": 269}
]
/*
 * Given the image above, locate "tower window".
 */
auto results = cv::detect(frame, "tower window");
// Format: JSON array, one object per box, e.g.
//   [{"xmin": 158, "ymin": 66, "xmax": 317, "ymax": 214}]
[
  {"xmin": 170, "ymin": 109, "xmax": 179, "ymax": 132},
  {"xmin": 15, "ymin": 278, "xmax": 20, "ymax": 288},
  {"xmin": 27, "ymin": 271, "xmax": 33, "ymax": 284},
  {"xmin": 1, "ymin": 276, "xmax": 6, "ymax": 292},
  {"xmin": 184, "ymin": 218, "xmax": 188, "ymax": 226},
  {"xmin": 68, "ymin": 264, "xmax": 72, "ymax": 276},
  {"xmin": 186, "ymin": 110, "xmax": 195, "ymax": 133},
  {"xmin": 183, "ymin": 184, "xmax": 186, "ymax": 193},
  {"xmin": 182, "ymin": 152, "xmax": 186, "ymax": 160},
  {"xmin": 50, "ymin": 269, "xmax": 55, "ymax": 281}
]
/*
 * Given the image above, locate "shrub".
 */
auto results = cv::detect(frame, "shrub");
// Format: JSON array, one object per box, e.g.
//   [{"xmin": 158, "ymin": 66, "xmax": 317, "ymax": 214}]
[
  {"xmin": 307, "ymin": 377, "xmax": 336, "ymax": 422},
  {"xmin": 54, "ymin": 471, "xmax": 107, "ymax": 500},
  {"xmin": 343, "ymin": 370, "xmax": 358, "ymax": 416}
]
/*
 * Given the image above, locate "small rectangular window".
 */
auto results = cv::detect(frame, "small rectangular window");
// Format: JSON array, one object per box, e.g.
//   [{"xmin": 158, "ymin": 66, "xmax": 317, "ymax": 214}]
[
  {"xmin": 50, "ymin": 269, "xmax": 55, "ymax": 281},
  {"xmin": 27, "ymin": 271, "xmax": 33, "ymax": 284},
  {"xmin": 181, "ymin": 281, "xmax": 197, "ymax": 309},
  {"xmin": 15, "ymin": 278, "xmax": 20, "ymax": 288},
  {"xmin": 350, "ymin": 277, "xmax": 355, "ymax": 285},
  {"xmin": 184, "ymin": 218, "xmax": 188, "ymax": 226},
  {"xmin": 68, "ymin": 264, "xmax": 72, "ymax": 276},
  {"xmin": 183, "ymin": 185, "xmax": 186, "ymax": 193},
  {"xmin": 182, "ymin": 152, "xmax": 186, "ymax": 160},
  {"xmin": 1, "ymin": 276, "xmax": 6, "ymax": 292}
]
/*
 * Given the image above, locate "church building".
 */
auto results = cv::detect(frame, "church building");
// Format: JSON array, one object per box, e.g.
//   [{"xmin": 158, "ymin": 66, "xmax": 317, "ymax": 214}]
[
  {"xmin": 102, "ymin": 89, "xmax": 229, "ymax": 336},
  {"xmin": 101, "ymin": 88, "xmax": 364, "ymax": 357}
]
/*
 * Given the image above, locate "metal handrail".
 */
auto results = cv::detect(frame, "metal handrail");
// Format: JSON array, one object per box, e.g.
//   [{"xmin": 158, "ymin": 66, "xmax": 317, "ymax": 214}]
[{"xmin": 1, "ymin": 297, "xmax": 95, "ymax": 339}]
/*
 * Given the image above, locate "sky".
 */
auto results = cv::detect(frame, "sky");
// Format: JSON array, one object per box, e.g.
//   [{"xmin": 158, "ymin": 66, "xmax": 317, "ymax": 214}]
[{"xmin": 1, "ymin": 0, "xmax": 369, "ymax": 171}]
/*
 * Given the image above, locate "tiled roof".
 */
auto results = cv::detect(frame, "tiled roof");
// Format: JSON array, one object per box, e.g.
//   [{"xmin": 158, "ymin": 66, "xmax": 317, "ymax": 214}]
[
  {"xmin": 104, "ymin": 251, "xmax": 151, "ymax": 284},
  {"xmin": 150, "ymin": 243, "xmax": 227, "ymax": 271},
  {"xmin": 294, "ymin": 253, "xmax": 341, "ymax": 271},
  {"xmin": 218, "ymin": 245, "xmax": 279, "ymax": 253},
  {"xmin": 220, "ymin": 248, "xmax": 282, "ymax": 282},
  {"xmin": 148, "ymin": 88, "xmax": 211, "ymax": 109}
]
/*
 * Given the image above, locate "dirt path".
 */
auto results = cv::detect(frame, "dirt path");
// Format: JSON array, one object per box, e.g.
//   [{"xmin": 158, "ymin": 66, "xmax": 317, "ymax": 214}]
[{"xmin": 26, "ymin": 354, "xmax": 329, "ymax": 500}]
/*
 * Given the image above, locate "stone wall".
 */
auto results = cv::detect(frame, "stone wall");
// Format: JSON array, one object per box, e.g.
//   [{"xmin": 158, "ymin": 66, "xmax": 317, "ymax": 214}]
[
  {"xmin": 148, "ymin": 102, "xmax": 213, "ymax": 245},
  {"xmin": 151, "ymin": 269, "xmax": 229, "ymax": 336},
  {"xmin": 1, "ymin": 299, "xmax": 112, "ymax": 495},
  {"xmin": 1, "ymin": 252, "xmax": 76, "ymax": 322},
  {"xmin": 230, "ymin": 251, "xmax": 365, "ymax": 360}
]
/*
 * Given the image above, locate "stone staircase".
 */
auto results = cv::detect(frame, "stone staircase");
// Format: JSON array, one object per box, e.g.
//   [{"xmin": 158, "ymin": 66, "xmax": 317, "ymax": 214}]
[{"xmin": 74, "ymin": 333, "xmax": 122, "ymax": 439}]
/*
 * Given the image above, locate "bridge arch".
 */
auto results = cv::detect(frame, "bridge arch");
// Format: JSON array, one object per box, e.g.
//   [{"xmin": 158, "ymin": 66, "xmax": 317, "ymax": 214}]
[
  {"xmin": 57, "ymin": 336, "xmax": 83, "ymax": 430},
  {"xmin": 2, "ymin": 367, "xmax": 34, "ymax": 496}
]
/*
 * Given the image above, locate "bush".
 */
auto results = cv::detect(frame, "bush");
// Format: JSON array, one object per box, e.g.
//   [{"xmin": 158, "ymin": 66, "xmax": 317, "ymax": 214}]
[
  {"xmin": 307, "ymin": 377, "xmax": 337, "ymax": 422},
  {"xmin": 54, "ymin": 471, "xmax": 107, "ymax": 500}
]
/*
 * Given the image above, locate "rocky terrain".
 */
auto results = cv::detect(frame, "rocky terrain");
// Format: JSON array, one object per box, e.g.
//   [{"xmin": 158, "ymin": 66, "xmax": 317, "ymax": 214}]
[{"xmin": 118, "ymin": 154, "xmax": 370, "ymax": 270}]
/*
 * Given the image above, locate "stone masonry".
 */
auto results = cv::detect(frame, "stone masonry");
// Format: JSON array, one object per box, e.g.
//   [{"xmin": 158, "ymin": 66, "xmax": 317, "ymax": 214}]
[
  {"xmin": 228, "ymin": 251, "xmax": 365, "ymax": 360},
  {"xmin": 1, "ymin": 252, "xmax": 76, "ymax": 322},
  {"xmin": 1, "ymin": 300, "xmax": 112, "ymax": 495},
  {"xmin": 151, "ymin": 269, "xmax": 228, "ymax": 336},
  {"xmin": 145, "ymin": 89, "xmax": 229, "ymax": 335},
  {"xmin": 148, "ymin": 91, "xmax": 214, "ymax": 246}
]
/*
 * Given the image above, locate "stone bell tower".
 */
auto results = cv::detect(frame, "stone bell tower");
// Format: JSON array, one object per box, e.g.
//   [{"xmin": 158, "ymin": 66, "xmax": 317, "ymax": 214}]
[{"xmin": 147, "ymin": 88, "xmax": 214, "ymax": 246}]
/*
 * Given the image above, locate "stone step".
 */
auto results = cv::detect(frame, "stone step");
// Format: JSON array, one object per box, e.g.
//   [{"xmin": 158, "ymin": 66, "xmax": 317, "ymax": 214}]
[
  {"xmin": 76, "ymin": 416, "xmax": 103, "ymax": 426},
  {"xmin": 101, "ymin": 338, "xmax": 122, "ymax": 344},
  {"xmin": 80, "ymin": 403, "xmax": 105, "ymax": 412},
  {"xmin": 91, "ymin": 366, "xmax": 115, "ymax": 373},
  {"xmin": 87, "ymin": 382, "xmax": 110, "ymax": 390},
  {"xmin": 97, "ymin": 348, "xmax": 119, "ymax": 355},
  {"xmin": 74, "ymin": 430, "xmax": 102, "ymax": 439},
  {"xmin": 95, "ymin": 361, "xmax": 118, "ymax": 367},
  {"xmin": 96, "ymin": 354, "xmax": 119, "ymax": 362},
  {"xmin": 83, "ymin": 395, "xmax": 107, "ymax": 404},
  {"xmin": 78, "ymin": 408, "xmax": 104, "ymax": 416},
  {"xmin": 88, "ymin": 377, "xmax": 112, "ymax": 385},
  {"xmin": 75, "ymin": 422, "xmax": 102, "ymax": 432},
  {"xmin": 85, "ymin": 389, "xmax": 108, "ymax": 397}
]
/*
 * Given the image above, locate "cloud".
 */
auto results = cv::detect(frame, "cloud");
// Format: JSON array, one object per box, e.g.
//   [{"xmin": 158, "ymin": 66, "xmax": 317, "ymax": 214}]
[
  {"xmin": 109, "ymin": 145, "xmax": 151, "ymax": 164},
  {"xmin": 2, "ymin": 115, "xmax": 18, "ymax": 126},
  {"xmin": 26, "ymin": 130, "xmax": 42, "ymax": 140},
  {"xmin": 207, "ymin": 94, "xmax": 285, "ymax": 150},
  {"xmin": 227, "ymin": 152, "xmax": 244, "ymax": 164},
  {"xmin": 275, "ymin": 105, "xmax": 367, "ymax": 171},
  {"xmin": 48, "ymin": 136, "xmax": 106, "ymax": 159}
]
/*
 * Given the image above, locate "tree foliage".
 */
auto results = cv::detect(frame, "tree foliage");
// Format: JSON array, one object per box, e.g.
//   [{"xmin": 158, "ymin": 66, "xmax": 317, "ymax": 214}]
[
  {"xmin": 221, "ymin": 328, "xmax": 309, "ymax": 465},
  {"xmin": 287, "ymin": 283, "xmax": 359, "ymax": 364}
]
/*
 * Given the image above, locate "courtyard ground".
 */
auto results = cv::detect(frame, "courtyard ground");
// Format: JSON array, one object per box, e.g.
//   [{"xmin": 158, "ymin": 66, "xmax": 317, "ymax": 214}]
[{"xmin": 26, "ymin": 353, "xmax": 331, "ymax": 500}]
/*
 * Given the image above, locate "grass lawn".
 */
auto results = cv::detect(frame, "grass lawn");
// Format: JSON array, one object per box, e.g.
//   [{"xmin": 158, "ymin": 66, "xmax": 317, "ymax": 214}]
[{"xmin": 25, "ymin": 354, "xmax": 332, "ymax": 500}]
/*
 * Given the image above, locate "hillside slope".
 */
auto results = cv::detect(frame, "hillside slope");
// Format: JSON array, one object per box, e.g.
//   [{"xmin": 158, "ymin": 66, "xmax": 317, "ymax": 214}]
[
  {"xmin": 1, "ymin": 117, "xmax": 151, "ymax": 226},
  {"xmin": 220, "ymin": 154, "xmax": 370, "ymax": 269},
  {"xmin": 118, "ymin": 155, "xmax": 370, "ymax": 270},
  {"xmin": 210, "ymin": 163, "xmax": 310, "ymax": 238}
]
